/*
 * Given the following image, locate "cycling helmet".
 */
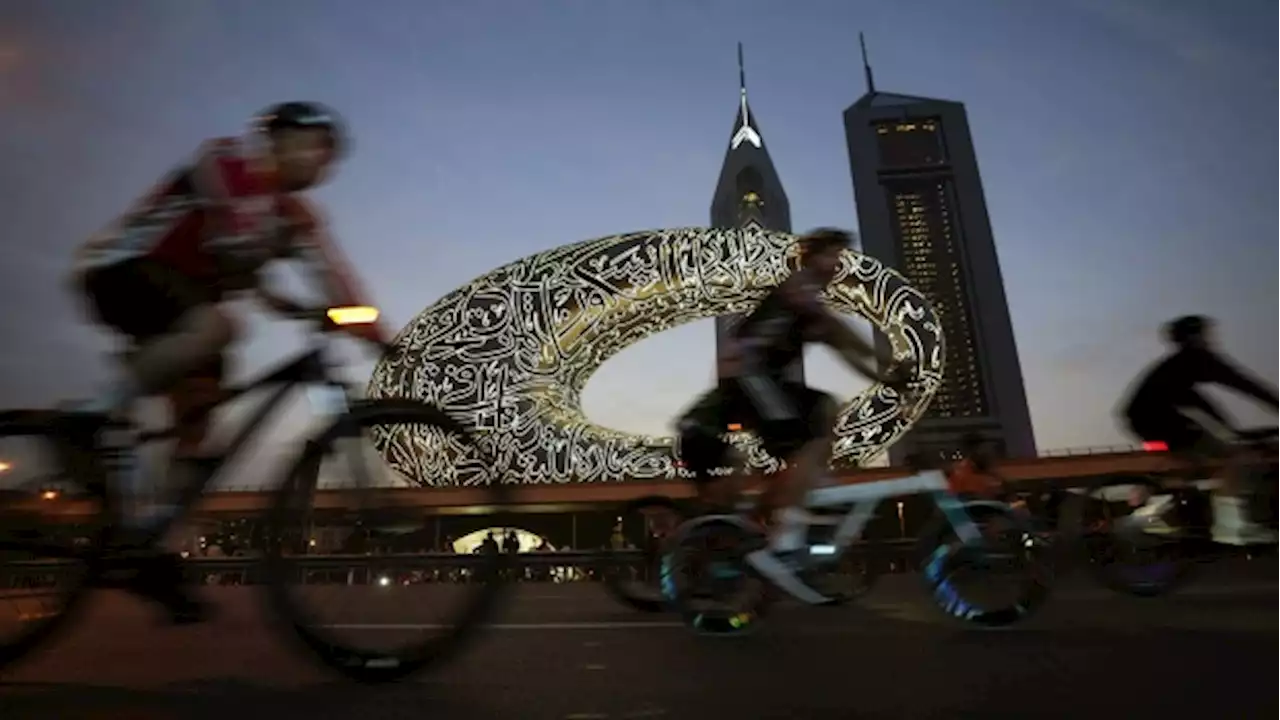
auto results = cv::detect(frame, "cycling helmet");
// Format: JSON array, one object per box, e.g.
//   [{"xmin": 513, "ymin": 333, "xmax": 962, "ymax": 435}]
[
  {"xmin": 1164, "ymin": 315, "xmax": 1210, "ymax": 346},
  {"xmin": 799, "ymin": 227, "xmax": 853, "ymax": 253},
  {"xmin": 254, "ymin": 101, "xmax": 345, "ymax": 156}
]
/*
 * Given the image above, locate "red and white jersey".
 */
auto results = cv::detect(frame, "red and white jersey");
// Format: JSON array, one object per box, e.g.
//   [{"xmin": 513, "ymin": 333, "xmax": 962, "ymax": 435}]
[{"xmin": 74, "ymin": 137, "xmax": 283, "ymax": 282}]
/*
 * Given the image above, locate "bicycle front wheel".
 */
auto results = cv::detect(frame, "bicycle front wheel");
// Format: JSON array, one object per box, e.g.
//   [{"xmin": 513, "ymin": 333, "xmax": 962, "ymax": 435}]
[
  {"xmin": 262, "ymin": 399, "xmax": 513, "ymax": 683},
  {"xmin": 599, "ymin": 494, "xmax": 687, "ymax": 613},
  {"xmin": 0, "ymin": 411, "xmax": 112, "ymax": 671}
]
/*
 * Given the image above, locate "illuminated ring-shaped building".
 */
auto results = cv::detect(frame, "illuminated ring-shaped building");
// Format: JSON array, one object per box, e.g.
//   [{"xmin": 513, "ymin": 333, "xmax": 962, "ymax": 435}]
[{"xmin": 368, "ymin": 228, "xmax": 944, "ymax": 487}]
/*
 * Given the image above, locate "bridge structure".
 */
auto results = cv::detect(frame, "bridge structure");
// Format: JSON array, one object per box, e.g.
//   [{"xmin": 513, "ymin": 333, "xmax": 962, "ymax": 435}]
[{"xmin": 15, "ymin": 446, "xmax": 1187, "ymax": 522}]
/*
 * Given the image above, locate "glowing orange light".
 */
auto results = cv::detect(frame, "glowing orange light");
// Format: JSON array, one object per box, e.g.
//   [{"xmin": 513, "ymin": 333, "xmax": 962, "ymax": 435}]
[
  {"xmin": 0, "ymin": 460, "xmax": 11, "ymax": 473},
  {"xmin": 1141, "ymin": 441, "xmax": 1168, "ymax": 452},
  {"xmin": 327, "ymin": 306, "xmax": 380, "ymax": 326},
  {"xmin": 727, "ymin": 423, "xmax": 743, "ymax": 432},
  {"xmin": 41, "ymin": 490, "xmax": 58, "ymax": 501}
]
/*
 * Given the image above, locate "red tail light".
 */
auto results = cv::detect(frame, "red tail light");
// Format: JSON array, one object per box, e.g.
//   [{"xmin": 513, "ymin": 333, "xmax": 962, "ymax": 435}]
[{"xmin": 1142, "ymin": 441, "xmax": 1168, "ymax": 452}]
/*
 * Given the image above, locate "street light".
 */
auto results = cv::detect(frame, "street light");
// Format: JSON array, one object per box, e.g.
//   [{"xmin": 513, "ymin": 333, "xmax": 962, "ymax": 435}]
[
  {"xmin": 41, "ymin": 489, "xmax": 58, "ymax": 501},
  {"xmin": 0, "ymin": 460, "xmax": 11, "ymax": 474}
]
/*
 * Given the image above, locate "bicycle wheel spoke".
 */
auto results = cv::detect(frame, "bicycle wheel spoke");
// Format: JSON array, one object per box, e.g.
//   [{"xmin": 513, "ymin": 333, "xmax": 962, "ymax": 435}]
[{"xmin": 262, "ymin": 399, "xmax": 511, "ymax": 683}]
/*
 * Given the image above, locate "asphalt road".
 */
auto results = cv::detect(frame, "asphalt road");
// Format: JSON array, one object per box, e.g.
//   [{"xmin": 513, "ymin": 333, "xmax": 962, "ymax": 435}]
[{"xmin": 1, "ymin": 564, "xmax": 1276, "ymax": 720}]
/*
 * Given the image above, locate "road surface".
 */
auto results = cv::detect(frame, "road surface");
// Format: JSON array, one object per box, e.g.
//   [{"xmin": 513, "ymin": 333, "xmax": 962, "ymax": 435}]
[{"xmin": 1, "ymin": 564, "xmax": 1276, "ymax": 719}]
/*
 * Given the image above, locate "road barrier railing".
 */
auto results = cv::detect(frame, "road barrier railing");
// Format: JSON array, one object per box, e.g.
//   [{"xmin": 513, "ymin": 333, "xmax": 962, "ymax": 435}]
[{"xmin": 1, "ymin": 540, "xmax": 930, "ymax": 590}]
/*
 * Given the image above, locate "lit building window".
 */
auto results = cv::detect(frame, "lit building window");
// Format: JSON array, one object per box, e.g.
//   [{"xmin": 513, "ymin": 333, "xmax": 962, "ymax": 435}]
[
  {"xmin": 882, "ymin": 177, "xmax": 989, "ymax": 418},
  {"xmin": 873, "ymin": 118, "xmax": 947, "ymax": 168}
]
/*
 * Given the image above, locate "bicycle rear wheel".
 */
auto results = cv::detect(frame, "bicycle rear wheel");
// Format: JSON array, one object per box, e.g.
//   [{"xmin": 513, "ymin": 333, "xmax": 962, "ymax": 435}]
[
  {"xmin": 262, "ymin": 399, "xmax": 512, "ymax": 683},
  {"xmin": 600, "ymin": 495, "xmax": 686, "ymax": 613},
  {"xmin": 0, "ymin": 411, "xmax": 111, "ymax": 671},
  {"xmin": 1058, "ymin": 475, "xmax": 1196, "ymax": 598}
]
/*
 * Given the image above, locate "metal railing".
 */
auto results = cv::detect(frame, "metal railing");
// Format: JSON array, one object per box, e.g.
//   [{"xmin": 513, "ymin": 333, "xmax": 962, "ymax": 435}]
[
  {"xmin": 1, "ymin": 541, "xmax": 929, "ymax": 589},
  {"xmin": 205, "ymin": 444, "xmax": 1152, "ymax": 492}
]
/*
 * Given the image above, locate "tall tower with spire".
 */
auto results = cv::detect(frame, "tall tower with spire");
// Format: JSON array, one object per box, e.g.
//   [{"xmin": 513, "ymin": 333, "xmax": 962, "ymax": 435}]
[
  {"xmin": 842, "ymin": 34, "xmax": 1037, "ymax": 462},
  {"xmin": 710, "ymin": 44, "xmax": 801, "ymax": 385}
]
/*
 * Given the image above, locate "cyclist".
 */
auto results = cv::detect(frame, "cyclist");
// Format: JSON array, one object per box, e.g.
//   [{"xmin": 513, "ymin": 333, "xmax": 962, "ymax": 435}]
[
  {"xmin": 69, "ymin": 102, "xmax": 391, "ymax": 620},
  {"xmin": 947, "ymin": 433, "xmax": 1009, "ymax": 501},
  {"xmin": 1119, "ymin": 315, "xmax": 1277, "ymax": 545},
  {"xmin": 675, "ymin": 228, "xmax": 910, "ymax": 588}
]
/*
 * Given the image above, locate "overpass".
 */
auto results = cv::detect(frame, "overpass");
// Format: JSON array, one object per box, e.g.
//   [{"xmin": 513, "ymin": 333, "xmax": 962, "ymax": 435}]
[{"xmin": 16, "ymin": 448, "xmax": 1194, "ymax": 520}]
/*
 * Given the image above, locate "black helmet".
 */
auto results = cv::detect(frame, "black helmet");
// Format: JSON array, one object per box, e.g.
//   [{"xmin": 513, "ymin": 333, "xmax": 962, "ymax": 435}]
[
  {"xmin": 254, "ymin": 101, "xmax": 345, "ymax": 156},
  {"xmin": 1164, "ymin": 315, "xmax": 1210, "ymax": 346},
  {"xmin": 799, "ymin": 227, "xmax": 853, "ymax": 252}
]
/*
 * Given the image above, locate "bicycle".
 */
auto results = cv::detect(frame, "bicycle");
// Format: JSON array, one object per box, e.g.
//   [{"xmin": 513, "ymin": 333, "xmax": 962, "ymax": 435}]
[
  {"xmin": 657, "ymin": 468, "xmax": 1050, "ymax": 635},
  {"xmin": 601, "ymin": 490, "xmax": 879, "ymax": 614},
  {"xmin": 0, "ymin": 306, "xmax": 512, "ymax": 682},
  {"xmin": 1057, "ymin": 426, "xmax": 1277, "ymax": 598}
]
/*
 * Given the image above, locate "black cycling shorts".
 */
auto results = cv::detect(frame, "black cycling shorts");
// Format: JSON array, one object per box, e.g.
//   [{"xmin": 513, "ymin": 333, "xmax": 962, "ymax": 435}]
[
  {"xmin": 1125, "ymin": 407, "xmax": 1221, "ymax": 456},
  {"xmin": 81, "ymin": 259, "xmax": 225, "ymax": 380},
  {"xmin": 677, "ymin": 376, "xmax": 834, "ymax": 482}
]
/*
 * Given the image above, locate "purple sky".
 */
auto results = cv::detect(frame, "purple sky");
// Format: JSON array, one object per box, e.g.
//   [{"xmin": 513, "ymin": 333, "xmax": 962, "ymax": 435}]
[{"xmin": 0, "ymin": 0, "xmax": 1275, "ymax": 483}]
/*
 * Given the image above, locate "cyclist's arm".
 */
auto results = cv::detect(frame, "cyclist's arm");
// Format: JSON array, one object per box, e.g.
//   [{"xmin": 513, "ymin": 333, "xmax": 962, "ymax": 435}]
[
  {"xmin": 1204, "ymin": 352, "xmax": 1279, "ymax": 410},
  {"xmin": 284, "ymin": 202, "xmax": 391, "ymax": 346},
  {"xmin": 775, "ymin": 276, "xmax": 889, "ymax": 381},
  {"xmin": 1181, "ymin": 390, "xmax": 1234, "ymax": 430},
  {"xmin": 823, "ymin": 319, "xmax": 888, "ymax": 382}
]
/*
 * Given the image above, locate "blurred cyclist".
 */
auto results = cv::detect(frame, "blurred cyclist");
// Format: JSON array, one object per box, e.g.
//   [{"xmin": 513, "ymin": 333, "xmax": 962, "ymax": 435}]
[
  {"xmin": 947, "ymin": 433, "xmax": 1009, "ymax": 501},
  {"xmin": 1119, "ymin": 316, "xmax": 1277, "ymax": 545},
  {"xmin": 675, "ymin": 228, "xmax": 911, "ymax": 589},
  {"xmin": 69, "ymin": 102, "xmax": 391, "ymax": 620}
]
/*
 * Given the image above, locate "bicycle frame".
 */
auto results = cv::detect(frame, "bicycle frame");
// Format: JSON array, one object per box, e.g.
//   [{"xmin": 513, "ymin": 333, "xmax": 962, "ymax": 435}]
[
  {"xmin": 689, "ymin": 469, "xmax": 986, "ymax": 605},
  {"xmin": 111, "ymin": 338, "xmax": 358, "ymax": 547}
]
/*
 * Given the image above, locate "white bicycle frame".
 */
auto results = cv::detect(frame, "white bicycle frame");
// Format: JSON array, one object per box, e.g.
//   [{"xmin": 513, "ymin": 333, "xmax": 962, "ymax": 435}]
[{"xmin": 683, "ymin": 469, "xmax": 989, "ymax": 605}]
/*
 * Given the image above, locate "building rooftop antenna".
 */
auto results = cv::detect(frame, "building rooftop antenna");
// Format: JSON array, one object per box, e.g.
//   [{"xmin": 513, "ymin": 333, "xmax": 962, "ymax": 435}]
[{"xmin": 859, "ymin": 32, "xmax": 877, "ymax": 95}]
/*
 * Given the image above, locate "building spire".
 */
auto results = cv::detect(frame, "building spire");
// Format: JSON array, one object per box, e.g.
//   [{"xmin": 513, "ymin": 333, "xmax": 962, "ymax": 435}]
[
  {"xmin": 731, "ymin": 42, "xmax": 762, "ymax": 150},
  {"xmin": 859, "ymin": 32, "xmax": 877, "ymax": 95},
  {"xmin": 738, "ymin": 41, "xmax": 747, "ymax": 96}
]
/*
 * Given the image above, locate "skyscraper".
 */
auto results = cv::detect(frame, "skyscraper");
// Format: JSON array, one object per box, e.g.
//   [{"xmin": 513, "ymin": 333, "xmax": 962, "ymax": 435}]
[
  {"xmin": 841, "ymin": 36, "xmax": 1036, "ymax": 462},
  {"xmin": 710, "ymin": 44, "xmax": 802, "ymax": 386}
]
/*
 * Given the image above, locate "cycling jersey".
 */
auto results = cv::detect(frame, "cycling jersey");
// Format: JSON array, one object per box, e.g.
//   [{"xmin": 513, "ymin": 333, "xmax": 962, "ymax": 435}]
[
  {"xmin": 947, "ymin": 458, "xmax": 1003, "ymax": 497},
  {"xmin": 1122, "ymin": 347, "xmax": 1278, "ymax": 430},
  {"xmin": 678, "ymin": 268, "xmax": 837, "ymax": 480},
  {"xmin": 74, "ymin": 136, "xmax": 385, "ymax": 351},
  {"xmin": 721, "ymin": 268, "xmax": 829, "ymax": 379},
  {"xmin": 74, "ymin": 137, "xmax": 284, "ymax": 285}
]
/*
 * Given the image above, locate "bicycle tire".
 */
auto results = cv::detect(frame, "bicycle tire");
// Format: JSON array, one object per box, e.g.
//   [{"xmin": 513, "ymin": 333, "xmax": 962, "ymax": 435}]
[
  {"xmin": 1058, "ymin": 475, "xmax": 1196, "ymax": 598},
  {"xmin": 665, "ymin": 515, "xmax": 770, "ymax": 636},
  {"xmin": 599, "ymin": 494, "xmax": 686, "ymax": 613},
  {"xmin": 916, "ymin": 501, "xmax": 1054, "ymax": 627},
  {"xmin": 0, "ymin": 410, "xmax": 112, "ymax": 672},
  {"xmin": 261, "ymin": 399, "xmax": 513, "ymax": 683}
]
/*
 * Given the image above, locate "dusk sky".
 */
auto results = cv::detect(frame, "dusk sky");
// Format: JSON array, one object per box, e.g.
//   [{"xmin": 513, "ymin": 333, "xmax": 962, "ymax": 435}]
[{"xmin": 0, "ymin": 0, "xmax": 1275, "ymax": 486}]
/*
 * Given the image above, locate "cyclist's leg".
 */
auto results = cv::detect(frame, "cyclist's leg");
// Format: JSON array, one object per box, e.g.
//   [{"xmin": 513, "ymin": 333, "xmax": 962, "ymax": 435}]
[
  {"xmin": 743, "ymin": 380, "xmax": 837, "ymax": 553},
  {"xmin": 154, "ymin": 355, "xmax": 228, "ymax": 521},
  {"xmin": 1173, "ymin": 431, "xmax": 1273, "ymax": 545},
  {"xmin": 675, "ymin": 388, "xmax": 738, "ymax": 513},
  {"xmin": 81, "ymin": 260, "xmax": 237, "ymax": 416},
  {"xmin": 1131, "ymin": 410, "xmax": 1269, "ymax": 543}
]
